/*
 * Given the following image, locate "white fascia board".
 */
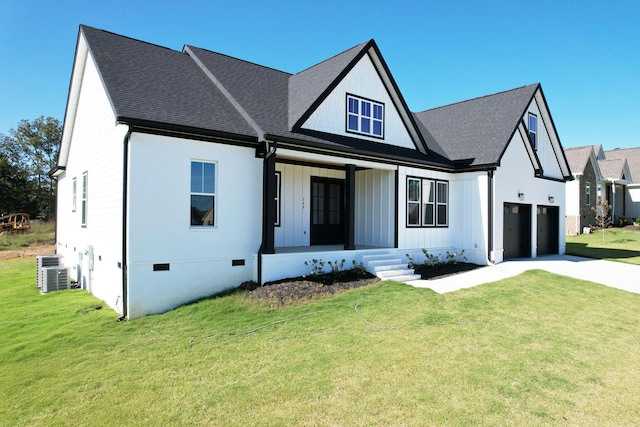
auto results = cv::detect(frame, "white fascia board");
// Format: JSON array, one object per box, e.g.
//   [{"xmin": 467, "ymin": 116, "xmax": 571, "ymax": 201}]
[{"xmin": 277, "ymin": 147, "xmax": 397, "ymax": 171}]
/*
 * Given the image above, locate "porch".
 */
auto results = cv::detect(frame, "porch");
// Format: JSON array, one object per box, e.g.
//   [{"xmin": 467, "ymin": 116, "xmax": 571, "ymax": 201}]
[{"xmin": 257, "ymin": 245, "xmax": 419, "ymax": 284}]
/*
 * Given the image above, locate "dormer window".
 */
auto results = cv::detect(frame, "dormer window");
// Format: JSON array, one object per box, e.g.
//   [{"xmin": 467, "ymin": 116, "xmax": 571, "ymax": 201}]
[
  {"xmin": 346, "ymin": 94, "xmax": 384, "ymax": 138},
  {"xmin": 528, "ymin": 113, "xmax": 538, "ymax": 150}
]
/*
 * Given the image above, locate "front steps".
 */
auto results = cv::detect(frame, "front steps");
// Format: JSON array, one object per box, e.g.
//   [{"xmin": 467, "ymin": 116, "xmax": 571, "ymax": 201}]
[{"xmin": 362, "ymin": 253, "xmax": 421, "ymax": 282}]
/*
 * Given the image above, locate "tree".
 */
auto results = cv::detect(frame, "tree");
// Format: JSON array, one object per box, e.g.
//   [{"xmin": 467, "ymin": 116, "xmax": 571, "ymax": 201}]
[{"xmin": 0, "ymin": 116, "xmax": 61, "ymax": 220}]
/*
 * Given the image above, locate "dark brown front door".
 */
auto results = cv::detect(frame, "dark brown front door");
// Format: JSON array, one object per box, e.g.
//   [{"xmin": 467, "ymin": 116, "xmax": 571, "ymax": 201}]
[{"xmin": 310, "ymin": 177, "xmax": 344, "ymax": 245}]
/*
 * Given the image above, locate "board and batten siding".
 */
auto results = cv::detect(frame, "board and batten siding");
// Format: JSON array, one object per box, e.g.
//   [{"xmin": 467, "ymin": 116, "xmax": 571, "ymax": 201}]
[
  {"xmin": 493, "ymin": 131, "xmax": 566, "ymax": 262},
  {"xmin": 301, "ymin": 54, "xmax": 416, "ymax": 150},
  {"xmin": 126, "ymin": 133, "xmax": 263, "ymax": 318},
  {"xmin": 354, "ymin": 169, "xmax": 395, "ymax": 248},
  {"xmin": 56, "ymin": 48, "xmax": 127, "ymax": 314},
  {"xmin": 526, "ymin": 97, "xmax": 563, "ymax": 180}
]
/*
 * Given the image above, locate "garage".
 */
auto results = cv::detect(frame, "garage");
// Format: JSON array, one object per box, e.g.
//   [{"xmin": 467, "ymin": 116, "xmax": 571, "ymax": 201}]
[
  {"xmin": 503, "ymin": 203, "xmax": 531, "ymax": 259},
  {"xmin": 536, "ymin": 205, "xmax": 559, "ymax": 255}
]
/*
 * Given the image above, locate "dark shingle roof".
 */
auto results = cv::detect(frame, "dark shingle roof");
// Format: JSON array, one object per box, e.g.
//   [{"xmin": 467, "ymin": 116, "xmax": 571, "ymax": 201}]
[
  {"xmin": 80, "ymin": 26, "xmax": 257, "ymax": 139},
  {"xmin": 413, "ymin": 84, "xmax": 539, "ymax": 166}
]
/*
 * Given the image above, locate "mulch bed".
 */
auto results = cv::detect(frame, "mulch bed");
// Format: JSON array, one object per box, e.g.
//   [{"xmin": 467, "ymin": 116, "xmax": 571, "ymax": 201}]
[{"xmin": 243, "ymin": 262, "xmax": 483, "ymax": 307}]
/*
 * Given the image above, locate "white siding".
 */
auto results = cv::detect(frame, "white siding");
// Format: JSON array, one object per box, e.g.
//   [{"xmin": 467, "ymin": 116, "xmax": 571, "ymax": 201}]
[
  {"xmin": 126, "ymin": 133, "xmax": 262, "ymax": 318},
  {"xmin": 354, "ymin": 169, "xmax": 395, "ymax": 247},
  {"xmin": 301, "ymin": 54, "xmax": 416, "ymax": 150},
  {"xmin": 526, "ymin": 99, "xmax": 563, "ymax": 179},
  {"xmin": 628, "ymin": 187, "xmax": 640, "ymax": 219},
  {"xmin": 56, "ymin": 49, "xmax": 127, "ymax": 314},
  {"xmin": 275, "ymin": 164, "xmax": 345, "ymax": 247},
  {"xmin": 493, "ymin": 132, "xmax": 566, "ymax": 262}
]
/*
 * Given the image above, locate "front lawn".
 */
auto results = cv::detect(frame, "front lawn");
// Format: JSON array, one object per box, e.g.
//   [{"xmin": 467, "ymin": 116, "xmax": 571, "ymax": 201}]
[
  {"xmin": 566, "ymin": 228, "xmax": 640, "ymax": 266},
  {"xmin": 1, "ymin": 257, "xmax": 639, "ymax": 425}
]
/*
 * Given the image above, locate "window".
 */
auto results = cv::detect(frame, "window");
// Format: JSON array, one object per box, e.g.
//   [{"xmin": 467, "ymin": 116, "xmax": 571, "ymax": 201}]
[
  {"xmin": 585, "ymin": 182, "xmax": 591, "ymax": 205},
  {"xmin": 528, "ymin": 113, "xmax": 538, "ymax": 150},
  {"xmin": 81, "ymin": 172, "xmax": 88, "ymax": 227},
  {"xmin": 72, "ymin": 177, "xmax": 77, "ymax": 212},
  {"xmin": 190, "ymin": 161, "xmax": 216, "ymax": 227},
  {"xmin": 274, "ymin": 171, "xmax": 281, "ymax": 227},
  {"xmin": 406, "ymin": 177, "xmax": 448, "ymax": 227},
  {"xmin": 346, "ymin": 94, "xmax": 384, "ymax": 138}
]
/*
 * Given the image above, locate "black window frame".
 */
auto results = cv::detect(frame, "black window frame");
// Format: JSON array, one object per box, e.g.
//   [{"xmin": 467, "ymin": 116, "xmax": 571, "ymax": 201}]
[
  {"xmin": 345, "ymin": 93, "xmax": 385, "ymax": 139},
  {"xmin": 528, "ymin": 112, "xmax": 538, "ymax": 150},
  {"xmin": 406, "ymin": 176, "xmax": 449, "ymax": 228}
]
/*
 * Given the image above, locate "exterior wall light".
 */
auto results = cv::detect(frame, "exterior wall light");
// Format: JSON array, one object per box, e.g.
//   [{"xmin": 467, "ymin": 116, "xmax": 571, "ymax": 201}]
[
  {"xmin": 518, "ymin": 192, "xmax": 525, "ymax": 201},
  {"xmin": 548, "ymin": 196, "xmax": 555, "ymax": 203}
]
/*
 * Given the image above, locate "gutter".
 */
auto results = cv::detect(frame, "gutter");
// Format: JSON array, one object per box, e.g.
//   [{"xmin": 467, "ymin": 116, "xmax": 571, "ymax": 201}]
[{"xmin": 118, "ymin": 126, "xmax": 133, "ymax": 321}]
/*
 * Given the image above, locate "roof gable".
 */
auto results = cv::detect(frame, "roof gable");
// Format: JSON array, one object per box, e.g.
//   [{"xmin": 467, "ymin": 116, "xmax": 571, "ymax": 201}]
[
  {"xmin": 78, "ymin": 26, "xmax": 257, "ymax": 139},
  {"xmin": 289, "ymin": 40, "xmax": 428, "ymax": 154},
  {"xmin": 599, "ymin": 158, "xmax": 631, "ymax": 182},
  {"xmin": 414, "ymin": 84, "xmax": 539, "ymax": 167},
  {"xmin": 603, "ymin": 148, "xmax": 640, "ymax": 183}
]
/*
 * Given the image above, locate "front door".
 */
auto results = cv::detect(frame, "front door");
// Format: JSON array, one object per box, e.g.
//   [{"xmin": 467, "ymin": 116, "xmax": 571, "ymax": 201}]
[{"xmin": 310, "ymin": 177, "xmax": 344, "ymax": 245}]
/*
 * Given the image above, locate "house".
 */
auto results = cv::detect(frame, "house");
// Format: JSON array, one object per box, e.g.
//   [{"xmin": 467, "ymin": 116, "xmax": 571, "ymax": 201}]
[
  {"xmin": 565, "ymin": 145, "xmax": 637, "ymax": 234},
  {"xmin": 52, "ymin": 26, "xmax": 572, "ymax": 319}
]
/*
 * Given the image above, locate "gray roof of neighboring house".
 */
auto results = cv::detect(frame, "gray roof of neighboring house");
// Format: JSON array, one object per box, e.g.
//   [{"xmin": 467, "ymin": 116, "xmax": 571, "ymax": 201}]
[
  {"xmin": 76, "ymin": 25, "xmax": 551, "ymax": 171},
  {"xmin": 598, "ymin": 159, "xmax": 627, "ymax": 180},
  {"xmin": 413, "ymin": 84, "xmax": 539, "ymax": 167},
  {"xmin": 564, "ymin": 146, "xmax": 594, "ymax": 175},
  {"xmin": 603, "ymin": 148, "xmax": 640, "ymax": 183}
]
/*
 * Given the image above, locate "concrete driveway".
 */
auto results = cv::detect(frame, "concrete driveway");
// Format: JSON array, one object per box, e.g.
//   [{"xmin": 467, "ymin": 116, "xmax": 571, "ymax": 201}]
[{"xmin": 406, "ymin": 254, "xmax": 640, "ymax": 295}]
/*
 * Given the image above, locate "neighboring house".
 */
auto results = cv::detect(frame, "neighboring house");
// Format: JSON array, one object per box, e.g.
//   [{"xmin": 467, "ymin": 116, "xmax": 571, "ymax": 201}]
[
  {"xmin": 565, "ymin": 145, "xmax": 637, "ymax": 233},
  {"xmin": 52, "ymin": 26, "xmax": 572, "ymax": 318},
  {"xmin": 602, "ymin": 147, "xmax": 640, "ymax": 220},
  {"xmin": 564, "ymin": 146, "xmax": 601, "ymax": 234}
]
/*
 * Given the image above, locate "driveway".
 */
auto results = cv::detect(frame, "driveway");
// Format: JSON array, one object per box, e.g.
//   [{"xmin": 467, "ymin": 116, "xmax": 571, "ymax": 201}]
[{"xmin": 406, "ymin": 254, "xmax": 640, "ymax": 295}]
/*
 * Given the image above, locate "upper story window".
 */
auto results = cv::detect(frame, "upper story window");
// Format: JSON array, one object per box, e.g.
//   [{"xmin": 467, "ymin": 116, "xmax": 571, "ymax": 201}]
[
  {"xmin": 190, "ymin": 161, "xmax": 216, "ymax": 227},
  {"xmin": 528, "ymin": 113, "xmax": 538, "ymax": 150},
  {"xmin": 72, "ymin": 177, "xmax": 77, "ymax": 212},
  {"xmin": 81, "ymin": 172, "xmax": 88, "ymax": 227},
  {"xmin": 346, "ymin": 94, "xmax": 384, "ymax": 138}
]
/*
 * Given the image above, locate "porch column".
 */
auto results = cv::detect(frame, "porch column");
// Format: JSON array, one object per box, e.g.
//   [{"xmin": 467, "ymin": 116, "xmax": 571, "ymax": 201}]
[
  {"xmin": 260, "ymin": 143, "xmax": 276, "ymax": 254},
  {"xmin": 344, "ymin": 164, "xmax": 356, "ymax": 250}
]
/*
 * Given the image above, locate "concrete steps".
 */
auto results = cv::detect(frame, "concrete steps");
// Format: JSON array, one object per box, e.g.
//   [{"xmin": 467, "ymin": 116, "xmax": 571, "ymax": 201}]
[{"xmin": 362, "ymin": 253, "xmax": 421, "ymax": 282}]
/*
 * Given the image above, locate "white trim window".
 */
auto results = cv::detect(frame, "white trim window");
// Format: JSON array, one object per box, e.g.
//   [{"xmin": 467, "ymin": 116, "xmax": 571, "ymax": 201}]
[
  {"xmin": 81, "ymin": 172, "xmax": 88, "ymax": 227},
  {"xmin": 528, "ymin": 113, "xmax": 538, "ymax": 150},
  {"xmin": 190, "ymin": 161, "xmax": 216, "ymax": 227},
  {"xmin": 72, "ymin": 177, "xmax": 77, "ymax": 212},
  {"xmin": 407, "ymin": 177, "xmax": 448, "ymax": 227},
  {"xmin": 346, "ymin": 94, "xmax": 384, "ymax": 138}
]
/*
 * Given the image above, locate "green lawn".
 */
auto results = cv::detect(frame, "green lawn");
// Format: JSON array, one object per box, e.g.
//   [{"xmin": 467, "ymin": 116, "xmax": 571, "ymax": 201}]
[
  {"xmin": 1, "ymin": 257, "xmax": 640, "ymax": 426},
  {"xmin": 566, "ymin": 228, "xmax": 640, "ymax": 266}
]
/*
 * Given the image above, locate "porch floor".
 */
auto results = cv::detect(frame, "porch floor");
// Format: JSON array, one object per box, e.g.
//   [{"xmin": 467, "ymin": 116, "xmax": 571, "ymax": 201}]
[{"xmin": 274, "ymin": 245, "xmax": 386, "ymax": 254}]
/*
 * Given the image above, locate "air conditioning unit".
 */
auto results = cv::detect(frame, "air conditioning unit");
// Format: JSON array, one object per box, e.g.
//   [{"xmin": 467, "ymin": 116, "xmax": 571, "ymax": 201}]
[
  {"xmin": 36, "ymin": 254, "xmax": 64, "ymax": 290},
  {"xmin": 41, "ymin": 267, "xmax": 70, "ymax": 293}
]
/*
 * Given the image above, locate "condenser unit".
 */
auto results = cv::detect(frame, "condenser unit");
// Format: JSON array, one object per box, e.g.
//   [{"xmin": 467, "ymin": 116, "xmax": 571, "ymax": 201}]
[
  {"xmin": 41, "ymin": 267, "xmax": 70, "ymax": 293},
  {"xmin": 36, "ymin": 254, "xmax": 64, "ymax": 290}
]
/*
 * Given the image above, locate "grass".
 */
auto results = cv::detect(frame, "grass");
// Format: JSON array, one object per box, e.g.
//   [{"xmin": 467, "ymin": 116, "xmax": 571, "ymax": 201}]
[
  {"xmin": 566, "ymin": 227, "xmax": 640, "ymax": 266},
  {"xmin": 2, "ymin": 257, "xmax": 640, "ymax": 425},
  {"xmin": 0, "ymin": 221, "xmax": 55, "ymax": 251}
]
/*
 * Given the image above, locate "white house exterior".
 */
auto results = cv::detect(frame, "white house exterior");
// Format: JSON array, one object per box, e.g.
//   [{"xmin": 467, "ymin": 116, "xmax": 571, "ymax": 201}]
[{"xmin": 52, "ymin": 26, "xmax": 572, "ymax": 318}]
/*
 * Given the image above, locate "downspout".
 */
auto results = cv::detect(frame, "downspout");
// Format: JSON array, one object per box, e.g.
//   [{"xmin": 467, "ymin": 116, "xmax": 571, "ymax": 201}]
[
  {"xmin": 118, "ymin": 126, "xmax": 133, "ymax": 321},
  {"xmin": 487, "ymin": 169, "xmax": 495, "ymax": 264},
  {"xmin": 257, "ymin": 140, "xmax": 277, "ymax": 286}
]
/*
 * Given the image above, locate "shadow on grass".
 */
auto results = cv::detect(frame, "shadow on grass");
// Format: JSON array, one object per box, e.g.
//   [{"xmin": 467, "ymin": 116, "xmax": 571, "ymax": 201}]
[{"xmin": 566, "ymin": 242, "xmax": 640, "ymax": 260}]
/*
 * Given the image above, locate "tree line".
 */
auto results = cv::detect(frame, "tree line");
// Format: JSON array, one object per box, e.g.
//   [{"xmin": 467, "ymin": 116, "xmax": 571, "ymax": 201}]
[{"xmin": 1, "ymin": 116, "xmax": 61, "ymax": 221}]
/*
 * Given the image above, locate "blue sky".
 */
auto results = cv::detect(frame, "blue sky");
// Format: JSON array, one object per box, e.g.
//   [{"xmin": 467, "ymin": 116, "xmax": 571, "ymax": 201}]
[{"xmin": 1, "ymin": 0, "xmax": 638, "ymax": 150}]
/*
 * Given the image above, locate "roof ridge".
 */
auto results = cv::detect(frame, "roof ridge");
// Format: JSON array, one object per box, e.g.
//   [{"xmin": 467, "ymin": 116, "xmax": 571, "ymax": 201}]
[
  {"xmin": 184, "ymin": 44, "xmax": 292, "ymax": 76},
  {"xmin": 417, "ymin": 83, "xmax": 539, "ymax": 113}
]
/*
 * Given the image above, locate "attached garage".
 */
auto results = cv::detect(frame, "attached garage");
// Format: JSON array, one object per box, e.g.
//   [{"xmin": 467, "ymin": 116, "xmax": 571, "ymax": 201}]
[
  {"xmin": 503, "ymin": 203, "xmax": 532, "ymax": 259},
  {"xmin": 536, "ymin": 205, "xmax": 559, "ymax": 255}
]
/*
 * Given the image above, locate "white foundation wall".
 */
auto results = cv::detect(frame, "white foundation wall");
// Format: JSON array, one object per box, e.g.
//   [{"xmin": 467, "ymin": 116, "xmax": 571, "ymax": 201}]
[
  {"xmin": 493, "ymin": 133, "xmax": 566, "ymax": 263},
  {"xmin": 397, "ymin": 167, "xmax": 489, "ymax": 266},
  {"xmin": 55, "ymin": 49, "xmax": 127, "ymax": 314},
  {"xmin": 126, "ymin": 134, "xmax": 262, "ymax": 318}
]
